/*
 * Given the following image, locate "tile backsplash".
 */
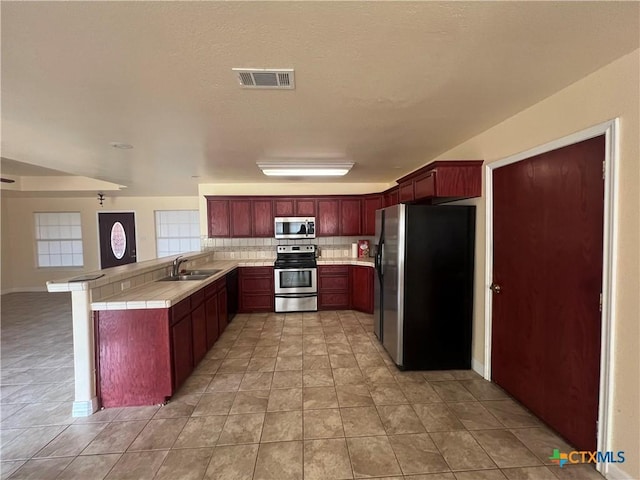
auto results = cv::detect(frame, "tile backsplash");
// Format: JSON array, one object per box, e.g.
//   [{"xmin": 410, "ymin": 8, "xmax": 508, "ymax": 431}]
[{"xmin": 204, "ymin": 236, "xmax": 375, "ymax": 260}]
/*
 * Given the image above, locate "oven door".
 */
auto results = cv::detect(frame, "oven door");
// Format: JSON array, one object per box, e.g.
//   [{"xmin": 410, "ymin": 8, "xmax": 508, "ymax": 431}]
[{"xmin": 274, "ymin": 268, "xmax": 317, "ymax": 294}]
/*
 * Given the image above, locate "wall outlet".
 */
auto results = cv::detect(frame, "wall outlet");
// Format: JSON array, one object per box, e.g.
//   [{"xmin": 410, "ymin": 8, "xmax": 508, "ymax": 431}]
[{"xmin": 121, "ymin": 280, "xmax": 131, "ymax": 291}]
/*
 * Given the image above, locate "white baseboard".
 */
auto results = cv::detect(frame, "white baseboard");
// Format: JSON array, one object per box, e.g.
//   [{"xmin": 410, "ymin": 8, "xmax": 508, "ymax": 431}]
[
  {"xmin": 605, "ymin": 463, "xmax": 635, "ymax": 480},
  {"xmin": 1, "ymin": 286, "xmax": 48, "ymax": 295},
  {"xmin": 72, "ymin": 398, "xmax": 99, "ymax": 417},
  {"xmin": 472, "ymin": 358, "xmax": 485, "ymax": 378}
]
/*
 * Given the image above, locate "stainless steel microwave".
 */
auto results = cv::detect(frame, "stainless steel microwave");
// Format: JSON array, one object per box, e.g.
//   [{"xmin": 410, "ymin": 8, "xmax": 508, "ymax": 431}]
[{"xmin": 274, "ymin": 217, "xmax": 316, "ymax": 239}]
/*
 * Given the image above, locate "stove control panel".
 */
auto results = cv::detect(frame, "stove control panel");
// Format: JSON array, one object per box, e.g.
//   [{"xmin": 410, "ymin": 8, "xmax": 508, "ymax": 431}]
[{"xmin": 276, "ymin": 245, "xmax": 316, "ymax": 254}]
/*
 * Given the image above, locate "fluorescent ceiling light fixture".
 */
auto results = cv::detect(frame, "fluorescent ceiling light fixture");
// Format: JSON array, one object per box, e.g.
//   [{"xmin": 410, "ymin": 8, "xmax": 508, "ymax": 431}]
[{"xmin": 257, "ymin": 161, "xmax": 354, "ymax": 177}]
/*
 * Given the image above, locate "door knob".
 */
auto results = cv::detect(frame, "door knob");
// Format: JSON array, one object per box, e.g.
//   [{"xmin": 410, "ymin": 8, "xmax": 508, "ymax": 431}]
[{"xmin": 490, "ymin": 283, "xmax": 502, "ymax": 294}]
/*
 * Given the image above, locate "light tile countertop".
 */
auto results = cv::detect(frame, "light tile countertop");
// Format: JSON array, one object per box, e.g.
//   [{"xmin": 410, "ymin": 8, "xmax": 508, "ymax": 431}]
[
  {"xmin": 47, "ymin": 253, "xmax": 373, "ymax": 312},
  {"xmin": 318, "ymin": 257, "xmax": 374, "ymax": 267},
  {"xmin": 89, "ymin": 259, "xmax": 239, "ymax": 311}
]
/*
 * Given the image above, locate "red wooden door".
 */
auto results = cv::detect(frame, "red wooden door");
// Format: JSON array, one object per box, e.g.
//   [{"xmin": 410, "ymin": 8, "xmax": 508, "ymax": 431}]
[
  {"xmin": 98, "ymin": 212, "xmax": 137, "ymax": 268},
  {"xmin": 491, "ymin": 135, "xmax": 604, "ymax": 451}
]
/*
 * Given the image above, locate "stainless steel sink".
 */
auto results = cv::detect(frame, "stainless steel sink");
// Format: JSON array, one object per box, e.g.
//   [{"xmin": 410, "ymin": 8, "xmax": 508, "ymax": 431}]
[
  {"xmin": 183, "ymin": 269, "xmax": 221, "ymax": 276},
  {"xmin": 158, "ymin": 274, "xmax": 212, "ymax": 281},
  {"xmin": 157, "ymin": 269, "xmax": 221, "ymax": 282}
]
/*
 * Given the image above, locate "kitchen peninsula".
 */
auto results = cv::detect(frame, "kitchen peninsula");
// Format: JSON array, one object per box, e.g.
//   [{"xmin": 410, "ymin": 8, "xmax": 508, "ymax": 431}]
[{"xmin": 47, "ymin": 250, "xmax": 373, "ymax": 414}]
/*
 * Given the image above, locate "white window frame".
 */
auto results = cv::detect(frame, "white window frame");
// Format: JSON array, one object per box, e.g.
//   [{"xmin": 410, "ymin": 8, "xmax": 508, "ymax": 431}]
[
  {"xmin": 34, "ymin": 212, "xmax": 84, "ymax": 268},
  {"xmin": 154, "ymin": 210, "xmax": 201, "ymax": 258}
]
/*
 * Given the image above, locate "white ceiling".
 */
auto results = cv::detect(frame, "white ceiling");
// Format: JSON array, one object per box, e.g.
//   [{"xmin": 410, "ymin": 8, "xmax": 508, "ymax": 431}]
[{"xmin": 2, "ymin": 1, "xmax": 638, "ymax": 196}]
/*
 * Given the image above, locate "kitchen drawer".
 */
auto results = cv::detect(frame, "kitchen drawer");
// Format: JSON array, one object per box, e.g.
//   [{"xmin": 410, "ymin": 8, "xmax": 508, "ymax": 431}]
[
  {"xmin": 240, "ymin": 266, "xmax": 273, "ymax": 277},
  {"xmin": 190, "ymin": 288, "xmax": 205, "ymax": 307},
  {"xmin": 204, "ymin": 276, "xmax": 227, "ymax": 297},
  {"xmin": 171, "ymin": 297, "xmax": 191, "ymax": 325},
  {"xmin": 319, "ymin": 265, "xmax": 349, "ymax": 276}
]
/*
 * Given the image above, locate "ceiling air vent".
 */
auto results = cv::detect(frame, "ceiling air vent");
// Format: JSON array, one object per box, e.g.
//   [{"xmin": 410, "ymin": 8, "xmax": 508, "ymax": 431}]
[{"xmin": 232, "ymin": 68, "xmax": 295, "ymax": 89}]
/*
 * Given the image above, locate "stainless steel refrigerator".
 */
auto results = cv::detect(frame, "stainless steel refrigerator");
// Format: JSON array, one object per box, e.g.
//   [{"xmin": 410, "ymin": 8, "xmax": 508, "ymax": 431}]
[{"xmin": 373, "ymin": 204, "xmax": 475, "ymax": 370}]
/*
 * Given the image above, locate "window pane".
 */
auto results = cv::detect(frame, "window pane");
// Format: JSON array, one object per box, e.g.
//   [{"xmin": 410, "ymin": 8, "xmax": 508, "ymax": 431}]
[
  {"xmin": 34, "ymin": 212, "xmax": 83, "ymax": 267},
  {"xmin": 49, "ymin": 241, "xmax": 61, "ymax": 254},
  {"xmin": 72, "ymin": 241, "xmax": 83, "ymax": 254},
  {"xmin": 60, "ymin": 241, "xmax": 73, "ymax": 254},
  {"xmin": 155, "ymin": 210, "xmax": 200, "ymax": 257}
]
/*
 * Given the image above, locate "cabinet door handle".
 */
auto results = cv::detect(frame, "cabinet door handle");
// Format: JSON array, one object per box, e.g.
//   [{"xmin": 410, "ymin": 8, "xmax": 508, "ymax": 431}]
[{"xmin": 490, "ymin": 283, "xmax": 502, "ymax": 294}]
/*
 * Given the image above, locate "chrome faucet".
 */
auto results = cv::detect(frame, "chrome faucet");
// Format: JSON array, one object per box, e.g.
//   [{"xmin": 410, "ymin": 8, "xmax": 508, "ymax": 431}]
[{"xmin": 171, "ymin": 256, "xmax": 189, "ymax": 277}]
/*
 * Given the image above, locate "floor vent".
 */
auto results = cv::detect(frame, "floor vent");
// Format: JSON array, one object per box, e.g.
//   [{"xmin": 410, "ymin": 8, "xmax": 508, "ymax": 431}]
[{"xmin": 232, "ymin": 68, "xmax": 295, "ymax": 89}]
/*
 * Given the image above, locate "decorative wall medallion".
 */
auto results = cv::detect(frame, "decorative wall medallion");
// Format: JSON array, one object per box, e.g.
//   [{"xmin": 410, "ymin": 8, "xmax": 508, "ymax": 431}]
[{"xmin": 110, "ymin": 222, "xmax": 127, "ymax": 260}]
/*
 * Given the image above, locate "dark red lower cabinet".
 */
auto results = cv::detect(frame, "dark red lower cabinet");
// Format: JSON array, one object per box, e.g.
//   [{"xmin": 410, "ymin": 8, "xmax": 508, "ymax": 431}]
[
  {"xmin": 351, "ymin": 266, "xmax": 374, "ymax": 314},
  {"xmin": 191, "ymin": 303, "xmax": 207, "ymax": 366}
]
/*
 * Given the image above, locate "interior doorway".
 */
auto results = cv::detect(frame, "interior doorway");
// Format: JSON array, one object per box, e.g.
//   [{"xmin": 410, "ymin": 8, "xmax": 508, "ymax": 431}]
[
  {"xmin": 492, "ymin": 135, "xmax": 604, "ymax": 451},
  {"xmin": 98, "ymin": 212, "xmax": 137, "ymax": 269},
  {"xmin": 483, "ymin": 119, "xmax": 618, "ymax": 474}
]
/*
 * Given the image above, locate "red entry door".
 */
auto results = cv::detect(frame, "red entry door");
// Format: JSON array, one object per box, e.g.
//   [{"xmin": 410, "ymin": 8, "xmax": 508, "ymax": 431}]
[
  {"xmin": 98, "ymin": 212, "xmax": 137, "ymax": 269},
  {"xmin": 491, "ymin": 135, "xmax": 604, "ymax": 452}
]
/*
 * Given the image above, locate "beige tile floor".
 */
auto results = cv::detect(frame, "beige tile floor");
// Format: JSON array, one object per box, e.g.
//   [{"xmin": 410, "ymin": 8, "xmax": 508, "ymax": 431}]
[{"xmin": 0, "ymin": 292, "xmax": 605, "ymax": 480}]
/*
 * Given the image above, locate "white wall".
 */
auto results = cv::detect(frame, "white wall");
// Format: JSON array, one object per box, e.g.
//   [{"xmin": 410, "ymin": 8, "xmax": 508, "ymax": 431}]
[
  {"xmin": 0, "ymin": 195, "xmax": 199, "ymax": 292},
  {"xmin": 440, "ymin": 50, "xmax": 640, "ymax": 479}
]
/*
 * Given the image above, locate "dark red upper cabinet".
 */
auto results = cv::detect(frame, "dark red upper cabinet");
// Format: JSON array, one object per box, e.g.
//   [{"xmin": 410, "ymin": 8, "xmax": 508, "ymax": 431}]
[
  {"xmin": 414, "ymin": 171, "xmax": 436, "ymax": 199},
  {"xmin": 274, "ymin": 199, "xmax": 294, "ymax": 217},
  {"xmin": 399, "ymin": 181, "xmax": 414, "ymax": 203},
  {"xmin": 317, "ymin": 199, "xmax": 340, "ymax": 236},
  {"xmin": 229, "ymin": 199, "xmax": 252, "ymax": 237},
  {"xmin": 383, "ymin": 188, "xmax": 399, "ymax": 208},
  {"xmin": 207, "ymin": 198, "xmax": 230, "ymax": 237},
  {"xmin": 295, "ymin": 199, "xmax": 316, "ymax": 217},
  {"xmin": 362, "ymin": 195, "xmax": 382, "ymax": 235},
  {"xmin": 252, "ymin": 199, "xmax": 274, "ymax": 237},
  {"xmin": 273, "ymin": 198, "xmax": 315, "ymax": 217},
  {"xmin": 340, "ymin": 198, "xmax": 362, "ymax": 236},
  {"xmin": 206, "ymin": 162, "xmax": 482, "ymax": 238},
  {"xmin": 396, "ymin": 160, "xmax": 483, "ymax": 203}
]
